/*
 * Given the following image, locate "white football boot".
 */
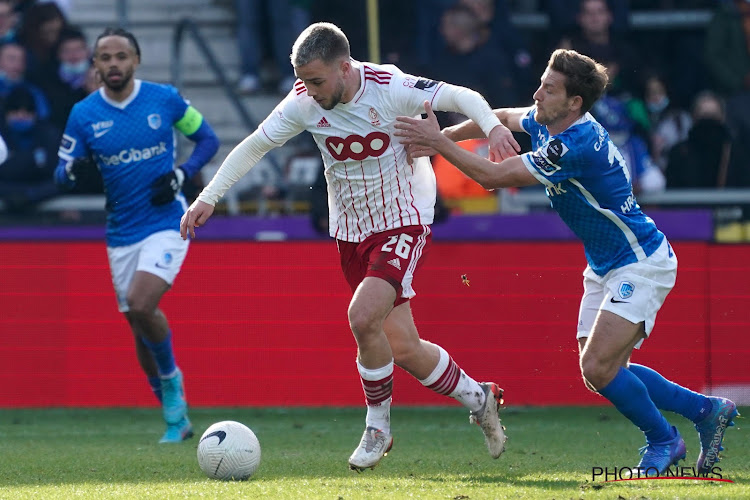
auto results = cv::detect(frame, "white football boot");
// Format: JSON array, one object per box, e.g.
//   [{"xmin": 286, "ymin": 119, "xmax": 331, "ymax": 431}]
[
  {"xmin": 348, "ymin": 426, "xmax": 393, "ymax": 472},
  {"xmin": 469, "ymin": 382, "xmax": 507, "ymax": 458}
]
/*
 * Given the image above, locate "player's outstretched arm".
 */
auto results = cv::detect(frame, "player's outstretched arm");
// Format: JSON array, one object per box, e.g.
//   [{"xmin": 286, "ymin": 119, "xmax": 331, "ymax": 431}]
[
  {"xmin": 180, "ymin": 200, "xmax": 214, "ymax": 240},
  {"xmin": 430, "ymin": 84, "xmax": 520, "ymax": 161},
  {"xmin": 395, "ymin": 102, "xmax": 537, "ymax": 190},
  {"xmin": 444, "ymin": 106, "xmax": 531, "ymax": 143}
]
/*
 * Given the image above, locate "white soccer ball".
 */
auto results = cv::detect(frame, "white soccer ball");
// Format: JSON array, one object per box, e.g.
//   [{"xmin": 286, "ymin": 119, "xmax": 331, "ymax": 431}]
[{"xmin": 197, "ymin": 420, "xmax": 262, "ymax": 481}]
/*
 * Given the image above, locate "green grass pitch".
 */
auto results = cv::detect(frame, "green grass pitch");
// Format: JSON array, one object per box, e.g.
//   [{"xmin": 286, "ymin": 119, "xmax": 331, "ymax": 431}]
[{"xmin": 0, "ymin": 406, "xmax": 746, "ymax": 499}]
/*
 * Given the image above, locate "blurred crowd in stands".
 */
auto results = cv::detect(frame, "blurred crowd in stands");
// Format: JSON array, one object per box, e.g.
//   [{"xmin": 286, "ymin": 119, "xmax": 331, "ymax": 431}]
[{"xmin": 0, "ymin": 0, "xmax": 749, "ymax": 219}]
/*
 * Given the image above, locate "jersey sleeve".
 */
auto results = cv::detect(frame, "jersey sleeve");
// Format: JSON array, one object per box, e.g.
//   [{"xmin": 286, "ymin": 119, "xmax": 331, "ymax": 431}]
[
  {"xmin": 58, "ymin": 104, "xmax": 89, "ymax": 162},
  {"xmin": 256, "ymin": 94, "xmax": 307, "ymax": 146},
  {"xmin": 521, "ymin": 132, "xmax": 583, "ymax": 185},
  {"xmin": 520, "ymin": 107, "xmax": 537, "ymax": 136},
  {"xmin": 163, "ymin": 85, "xmax": 194, "ymax": 132},
  {"xmin": 387, "ymin": 67, "xmax": 446, "ymax": 117}
]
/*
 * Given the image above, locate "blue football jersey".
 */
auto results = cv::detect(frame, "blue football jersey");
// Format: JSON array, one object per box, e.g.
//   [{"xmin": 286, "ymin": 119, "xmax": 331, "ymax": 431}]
[
  {"xmin": 58, "ymin": 80, "xmax": 189, "ymax": 247},
  {"xmin": 520, "ymin": 108, "xmax": 664, "ymax": 275}
]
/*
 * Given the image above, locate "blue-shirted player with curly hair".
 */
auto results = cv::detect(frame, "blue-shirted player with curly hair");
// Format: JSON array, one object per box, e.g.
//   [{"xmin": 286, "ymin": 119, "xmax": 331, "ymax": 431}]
[
  {"xmin": 54, "ymin": 27, "xmax": 219, "ymax": 443},
  {"xmin": 395, "ymin": 48, "xmax": 738, "ymax": 477}
]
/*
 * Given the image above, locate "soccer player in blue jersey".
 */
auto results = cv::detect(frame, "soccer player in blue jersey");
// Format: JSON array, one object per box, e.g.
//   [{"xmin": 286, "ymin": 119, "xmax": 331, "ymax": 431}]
[
  {"xmin": 53, "ymin": 27, "xmax": 220, "ymax": 443},
  {"xmin": 395, "ymin": 49, "xmax": 738, "ymax": 476}
]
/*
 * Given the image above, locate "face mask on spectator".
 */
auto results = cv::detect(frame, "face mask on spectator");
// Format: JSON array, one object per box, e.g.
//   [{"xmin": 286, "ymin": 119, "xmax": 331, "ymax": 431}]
[
  {"xmin": 0, "ymin": 70, "xmax": 20, "ymax": 84},
  {"xmin": 58, "ymin": 59, "xmax": 89, "ymax": 84},
  {"xmin": 59, "ymin": 60, "xmax": 90, "ymax": 85},
  {"xmin": 647, "ymin": 97, "xmax": 669, "ymax": 114},
  {"xmin": 7, "ymin": 116, "xmax": 34, "ymax": 132}
]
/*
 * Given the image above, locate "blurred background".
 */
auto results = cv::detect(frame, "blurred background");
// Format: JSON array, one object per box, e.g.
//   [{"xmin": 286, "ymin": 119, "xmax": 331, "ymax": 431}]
[{"xmin": 0, "ymin": 0, "xmax": 748, "ymax": 410}]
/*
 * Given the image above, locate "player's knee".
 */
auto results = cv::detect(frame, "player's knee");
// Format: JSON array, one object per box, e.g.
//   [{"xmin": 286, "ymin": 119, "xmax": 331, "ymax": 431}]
[
  {"xmin": 579, "ymin": 356, "xmax": 615, "ymax": 391},
  {"xmin": 347, "ymin": 307, "xmax": 378, "ymax": 341},
  {"xmin": 390, "ymin": 340, "xmax": 419, "ymax": 369},
  {"xmin": 126, "ymin": 296, "xmax": 156, "ymax": 320}
]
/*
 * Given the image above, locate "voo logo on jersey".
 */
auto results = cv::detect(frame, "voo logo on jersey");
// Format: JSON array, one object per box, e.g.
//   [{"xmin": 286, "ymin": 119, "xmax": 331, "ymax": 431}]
[
  {"xmin": 98, "ymin": 142, "xmax": 168, "ymax": 166},
  {"xmin": 325, "ymin": 132, "xmax": 390, "ymax": 161}
]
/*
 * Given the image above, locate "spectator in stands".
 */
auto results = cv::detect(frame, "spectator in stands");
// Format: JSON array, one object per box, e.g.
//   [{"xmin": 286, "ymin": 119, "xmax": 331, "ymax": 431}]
[
  {"xmin": 422, "ymin": 3, "xmax": 520, "ymax": 107},
  {"xmin": 591, "ymin": 93, "xmax": 665, "ymax": 194},
  {"xmin": 39, "ymin": 26, "xmax": 91, "ymax": 130},
  {"xmin": 705, "ymin": 0, "xmax": 750, "ymax": 98},
  {"xmin": 644, "ymin": 73, "xmax": 691, "ymax": 172},
  {"xmin": 17, "ymin": 1, "xmax": 67, "ymax": 86},
  {"xmin": 235, "ymin": 0, "xmax": 310, "ymax": 95},
  {"xmin": 0, "ymin": 85, "xmax": 60, "ymax": 213},
  {"xmin": 725, "ymin": 92, "xmax": 750, "ymax": 188},
  {"xmin": 705, "ymin": 0, "xmax": 750, "ymax": 188},
  {"xmin": 462, "ymin": 0, "xmax": 535, "ymax": 100},
  {"xmin": 666, "ymin": 91, "xmax": 732, "ymax": 189},
  {"xmin": 0, "ymin": 42, "xmax": 51, "ymax": 120},
  {"xmin": 544, "ymin": 0, "xmax": 629, "ymax": 54},
  {"xmin": 0, "ymin": 0, "xmax": 19, "ymax": 46},
  {"xmin": 558, "ymin": 0, "xmax": 639, "ymax": 97}
]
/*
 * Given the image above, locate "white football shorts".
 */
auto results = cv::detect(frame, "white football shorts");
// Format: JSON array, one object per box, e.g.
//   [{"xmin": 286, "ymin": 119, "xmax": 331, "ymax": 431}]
[
  {"xmin": 576, "ymin": 237, "xmax": 677, "ymax": 349},
  {"xmin": 107, "ymin": 229, "xmax": 189, "ymax": 312}
]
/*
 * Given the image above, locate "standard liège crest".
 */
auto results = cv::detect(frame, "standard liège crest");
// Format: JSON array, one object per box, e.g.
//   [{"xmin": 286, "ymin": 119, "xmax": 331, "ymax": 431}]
[{"xmin": 369, "ymin": 107, "xmax": 381, "ymax": 126}]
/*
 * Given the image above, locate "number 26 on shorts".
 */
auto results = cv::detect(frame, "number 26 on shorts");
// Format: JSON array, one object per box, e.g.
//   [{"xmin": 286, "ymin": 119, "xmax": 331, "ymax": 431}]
[{"xmin": 381, "ymin": 233, "xmax": 414, "ymax": 259}]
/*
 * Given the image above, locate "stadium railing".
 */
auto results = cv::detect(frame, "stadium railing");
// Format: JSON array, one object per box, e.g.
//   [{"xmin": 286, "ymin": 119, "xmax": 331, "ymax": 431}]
[{"xmin": 502, "ymin": 188, "xmax": 750, "ymax": 212}]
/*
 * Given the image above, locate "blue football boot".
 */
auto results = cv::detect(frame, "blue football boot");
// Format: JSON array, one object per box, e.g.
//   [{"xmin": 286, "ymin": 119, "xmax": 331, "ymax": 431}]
[
  {"xmin": 695, "ymin": 397, "xmax": 739, "ymax": 472},
  {"xmin": 159, "ymin": 416, "xmax": 194, "ymax": 444},
  {"xmin": 161, "ymin": 368, "xmax": 187, "ymax": 425},
  {"xmin": 633, "ymin": 426, "xmax": 686, "ymax": 477}
]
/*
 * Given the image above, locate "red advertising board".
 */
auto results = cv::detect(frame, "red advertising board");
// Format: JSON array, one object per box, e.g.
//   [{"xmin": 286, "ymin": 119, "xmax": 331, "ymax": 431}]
[{"xmin": 0, "ymin": 241, "xmax": 746, "ymax": 407}]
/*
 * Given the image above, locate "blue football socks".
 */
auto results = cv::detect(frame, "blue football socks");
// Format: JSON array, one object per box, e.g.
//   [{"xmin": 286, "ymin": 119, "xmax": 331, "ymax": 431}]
[
  {"xmin": 141, "ymin": 332, "xmax": 177, "ymax": 377},
  {"xmin": 599, "ymin": 366, "xmax": 673, "ymax": 444},
  {"xmin": 148, "ymin": 375, "xmax": 163, "ymax": 402},
  {"xmin": 629, "ymin": 363, "xmax": 713, "ymax": 423}
]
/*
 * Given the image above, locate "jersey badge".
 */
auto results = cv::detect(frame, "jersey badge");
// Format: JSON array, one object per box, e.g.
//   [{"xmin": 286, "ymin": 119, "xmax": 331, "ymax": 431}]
[
  {"xmin": 317, "ymin": 117, "xmax": 331, "ymax": 128},
  {"xmin": 618, "ymin": 281, "xmax": 635, "ymax": 299},
  {"xmin": 369, "ymin": 107, "xmax": 381, "ymax": 126},
  {"xmin": 532, "ymin": 138, "xmax": 569, "ymax": 176},
  {"xmin": 545, "ymin": 138, "xmax": 569, "ymax": 163},
  {"xmin": 60, "ymin": 134, "xmax": 76, "ymax": 154},
  {"xmin": 414, "ymin": 78, "xmax": 437, "ymax": 91},
  {"xmin": 147, "ymin": 113, "xmax": 162, "ymax": 130}
]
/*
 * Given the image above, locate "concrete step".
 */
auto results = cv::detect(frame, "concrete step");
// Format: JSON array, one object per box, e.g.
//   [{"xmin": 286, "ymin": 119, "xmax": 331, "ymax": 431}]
[
  {"xmin": 69, "ymin": 0, "xmax": 235, "ymax": 26},
  {"xmin": 76, "ymin": 23, "xmax": 241, "ymax": 85},
  {"xmin": 180, "ymin": 88, "xmax": 284, "ymax": 129}
]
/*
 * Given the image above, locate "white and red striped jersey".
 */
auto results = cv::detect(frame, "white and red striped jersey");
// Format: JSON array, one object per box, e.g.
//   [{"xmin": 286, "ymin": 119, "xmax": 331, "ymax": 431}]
[{"xmin": 260, "ymin": 62, "xmax": 446, "ymax": 242}]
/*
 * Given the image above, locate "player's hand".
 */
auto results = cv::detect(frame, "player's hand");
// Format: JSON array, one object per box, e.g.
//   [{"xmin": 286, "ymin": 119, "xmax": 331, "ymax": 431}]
[
  {"xmin": 404, "ymin": 143, "xmax": 438, "ymax": 165},
  {"xmin": 180, "ymin": 199, "xmax": 214, "ymax": 240},
  {"xmin": 66, "ymin": 157, "xmax": 98, "ymax": 181},
  {"xmin": 487, "ymin": 124, "xmax": 520, "ymax": 162},
  {"xmin": 394, "ymin": 101, "xmax": 446, "ymax": 152},
  {"xmin": 150, "ymin": 167, "xmax": 186, "ymax": 206}
]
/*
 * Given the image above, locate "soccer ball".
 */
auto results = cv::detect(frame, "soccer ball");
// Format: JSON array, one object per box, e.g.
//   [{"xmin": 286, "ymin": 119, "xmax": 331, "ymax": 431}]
[{"xmin": 197, "ymin": 421, "xmax": 262, "ymax": 481}]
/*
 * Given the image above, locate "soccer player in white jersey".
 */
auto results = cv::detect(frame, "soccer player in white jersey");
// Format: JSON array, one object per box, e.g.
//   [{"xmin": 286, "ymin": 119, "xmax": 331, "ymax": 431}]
[
  {"xmin": 181, "ymin": 22, "xmax": 517, "ymax": 471},
  {"xmin": 395, "ymin": 48, "xmax": 738, "ymax": 477},
  {"xmin": 54, "ymin": 28, "xmax": 220, "ymax": 443}
]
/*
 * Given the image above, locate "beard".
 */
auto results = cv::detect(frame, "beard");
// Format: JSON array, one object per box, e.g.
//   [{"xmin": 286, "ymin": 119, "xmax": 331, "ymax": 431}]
[
  {"xmin": 319, "ymin": 80, "xmax": 346, "ymax": 110},
  {"xmin": 535, "ymin": 106, "xmax": 562, "ymax": 125},
  {"xmin": 101, "ymin": 70, "xmax": 133, "ymax": 92}
]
